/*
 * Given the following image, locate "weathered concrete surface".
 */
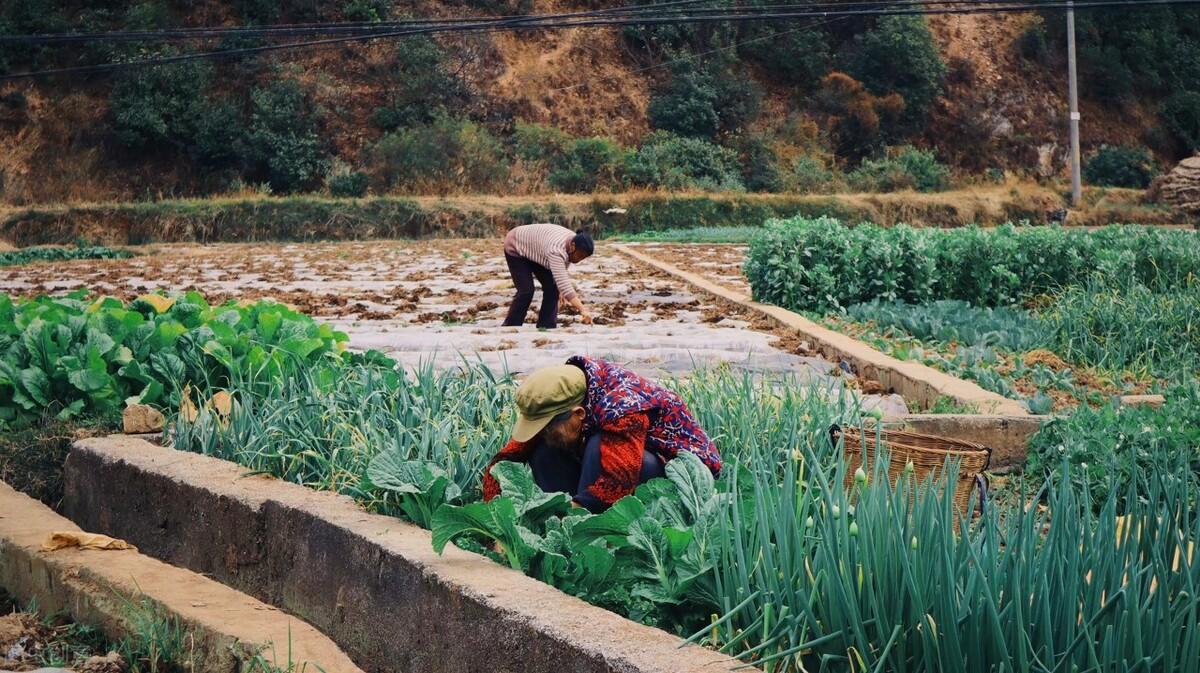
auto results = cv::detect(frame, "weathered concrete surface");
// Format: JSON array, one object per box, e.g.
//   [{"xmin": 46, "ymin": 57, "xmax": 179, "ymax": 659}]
[
  {"xmin": 63, "ymin": 436, "xmax": 753, "ymax": 673},
  {"xmin": 616, "ymin": 245, "xmax": 1029, "ymax": 416},
  {"xmin": 1118, "ymin": 394, "xmax": 1166, "ymax": 408},
  {"xmin": 0, "ymin": 480, "xmax": 362, "ymax": 673},
  {"xmin": 899, "ymin": 414, "xmax": 1049, "ymax": 469}
]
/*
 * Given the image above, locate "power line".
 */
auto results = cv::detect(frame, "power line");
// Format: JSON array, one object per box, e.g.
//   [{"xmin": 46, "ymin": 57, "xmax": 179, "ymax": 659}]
[
  {"xmin": 0, "ymin": 1, "xmax": 994, "ymax": 44},
  {"xmin": 0, "ymin": 0, "xmax": 718, "ymax": 43},
  {"xmin": 2, "ymin": 0, "xmax": 1197, "ymax": 82}
]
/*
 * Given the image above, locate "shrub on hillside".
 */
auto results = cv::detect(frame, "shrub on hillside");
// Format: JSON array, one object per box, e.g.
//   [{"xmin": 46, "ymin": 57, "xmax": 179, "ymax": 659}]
[
  {"xmin": 0, "ymin": 20, "xmax": 10, "ymax": 75},
  {"xmin": 848, "ymin": 146, "xmax": 949, "ymax": 192},
  {"xmin": 624, "ymin": 133, "xmax": 744, "ymax": 191},
  {"xmin": 370, "ymin": 115, "xmax": 507, "ymax": 193},
  {"xmin": 1045, "ymin": 9, "xmax": 1200, "ymax": 106},
  {"xmin": 246, "ymin": 80, "xmax": 329, "ymax": 193},
  {"xmin": 620, "ymin": 0, "xmax": 735, "ymax": 55},
  {"xmin": 1162, "ymin": 91, "xmax": 1200, "ymax": 153},
  {"xmin": 342, "ymin": 0, "xmax": 390, "ymax": 21},
  {"xmin": 237, "ymin": 0, "xmax": 281, "ymax": 24},
  {"xmin": 190, "ymin": 100, "xmax": 247, "ymax": 168},
  {"xmin": 0, "ymin": 0, "xmax": 68, "ymax": 70},
  {"xmin": 511, "ymin": 123, "xmax": 572, "ymax": 162},
  {"xmin": 110, "ymin": 60, "xmax": 214, "ymax": 151},
  {"xmin": 732, "ymin": 135, "xmax": 783, "ymax": 193},
  {"xmin": 647, "ymin": 61, "xmax": 761, "ymax": 139},
  {"xmin": 710, "ymin": 63, "xmax": 762, "ymax": 135},
  {"xmin": 788, "ymin": 156, "xmax": 840, "ymax": 193},
  {"xmin": 1016, "ymin": 20, "xmax": 1050, "ymax": 64},
  {"xmin": 328, "ymin": 169, "xmax": 369, "ymax": 198},
  {"xmin": 647, "ymin": 67, "xmax": 720, "ymax": 138},
  {"xmin": 815, "ymin": 72, "xmax": 905, "ymax": 159},
  {"xmin": 1083, "ymin": 145, "xmax": 1157, "ymax": 189},
  {"xmin": 370, "ymin": 36, "xmax": 469, "ymax": 131},
  {"xmin": 738, "ymin": 18, "xmax": 830, "ymax": 88},
  {"xmin": 547, "ymin": 137, "xmax": 627, "ymax": 193},
  {"xmin": 848, "ymin": 15, "xmax": 946, "ymax": 126}
]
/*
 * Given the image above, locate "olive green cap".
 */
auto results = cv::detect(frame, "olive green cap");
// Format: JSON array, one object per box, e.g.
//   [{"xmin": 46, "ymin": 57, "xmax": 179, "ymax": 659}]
[{"xmin": 512, "ymin": 365, "xmax": 586, "ymax": 442}]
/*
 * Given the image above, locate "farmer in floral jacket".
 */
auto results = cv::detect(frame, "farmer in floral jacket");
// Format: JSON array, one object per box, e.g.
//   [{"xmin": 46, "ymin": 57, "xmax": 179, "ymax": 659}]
[{"xmin": 482, "ymin": 356, "xmax": 721, "ymax": 513}]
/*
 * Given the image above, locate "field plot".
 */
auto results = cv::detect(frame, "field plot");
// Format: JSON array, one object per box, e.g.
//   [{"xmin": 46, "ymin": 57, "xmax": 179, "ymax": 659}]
[
  {"xmin": 0, "ymin": 239, "xmax": 906, "ymax": 414},
  {"xmin": 2, "ymin": 228, "xmax": 1198, "ymax": 673},
  {"xmin": 620, "ymin": 242, "xmax": 751, "ymax": 295},
  {"xmin": 641, "ymin": 225, "xmax": 1199, "ymax": 412}
]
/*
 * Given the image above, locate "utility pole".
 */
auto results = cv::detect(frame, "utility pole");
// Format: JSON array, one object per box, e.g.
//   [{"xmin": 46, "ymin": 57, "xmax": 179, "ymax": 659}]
[{"xmin": 1067, "ymin": 0, "xmax": 1082, "ymax": 207}]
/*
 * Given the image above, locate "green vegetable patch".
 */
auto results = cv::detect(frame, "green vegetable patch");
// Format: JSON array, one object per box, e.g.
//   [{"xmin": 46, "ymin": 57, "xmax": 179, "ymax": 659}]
[
  {"xmin": 0, "ymin": 292, "xmax": 346, "ymax": 429},
  {"xmin": 169, "ymin": 348, "xmax": 1200, "ymax": 672},
  {"xmin": 0, "ymin": 245, "xmax": 133, "ymax": 267},
  {"xmin": 821, "ymin": 302, "xmax": 1154, "ymax": 413}
]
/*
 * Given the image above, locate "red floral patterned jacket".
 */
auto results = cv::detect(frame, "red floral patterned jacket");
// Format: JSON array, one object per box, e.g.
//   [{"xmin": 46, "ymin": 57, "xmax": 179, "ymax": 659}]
[{"xmin": 482, "ymin": 356, "xmax": 721, "ymax": 508}]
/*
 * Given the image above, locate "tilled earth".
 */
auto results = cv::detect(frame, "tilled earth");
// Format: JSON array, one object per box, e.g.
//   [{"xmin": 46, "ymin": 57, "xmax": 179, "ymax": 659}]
[
  {"xmin": 0, "ymin": 239, "xmax": 907, "ymax": 414},
  {"xmin": 621, "ymin": 242, "xmax": 752, "ymax": 295}
]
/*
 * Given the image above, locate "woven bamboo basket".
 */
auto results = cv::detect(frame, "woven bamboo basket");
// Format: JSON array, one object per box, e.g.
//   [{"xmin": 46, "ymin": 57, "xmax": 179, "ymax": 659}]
[{"xmin": 830, "ymin": 424, "xmax": 992, "ymax": 515}]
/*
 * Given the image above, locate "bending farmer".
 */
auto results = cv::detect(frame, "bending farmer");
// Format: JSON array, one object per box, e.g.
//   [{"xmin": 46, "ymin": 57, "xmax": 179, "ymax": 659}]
[
  {"xmin": 503, "ymin": 223, "xmax": 594, "ymax": 329},
  {"xmin": 482, "ymin": 356, "xmax": 722, "ymax": 513}
]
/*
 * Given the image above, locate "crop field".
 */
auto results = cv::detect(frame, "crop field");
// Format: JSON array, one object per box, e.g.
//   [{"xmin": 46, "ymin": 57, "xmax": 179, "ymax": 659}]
[
  {"xmin": 2, "ymin": 224, "xmax": 1198, "ymax": 673},
  {"xmin": 0, "ymin": 239, "xmax": 898, "ymax": 406},
  {"xmin": 652, "ymin": 223, "xmax": 1200, "ymax": 414}
]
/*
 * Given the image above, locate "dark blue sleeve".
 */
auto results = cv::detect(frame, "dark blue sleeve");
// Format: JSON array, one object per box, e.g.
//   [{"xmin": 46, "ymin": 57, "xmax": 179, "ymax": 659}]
[{"xmin": 574, "ymin": 433, "xmax": 606, "ymax": 513}]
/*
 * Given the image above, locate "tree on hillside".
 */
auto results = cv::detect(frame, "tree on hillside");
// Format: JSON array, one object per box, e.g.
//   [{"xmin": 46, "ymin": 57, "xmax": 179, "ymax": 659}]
[
  {"xmin": 648, "ymin": 67, "xmax": 721, "ymax": 139},
  {"xmin": 1162, "ymin": 91, "xmax": 1200, "ymax": 154},
  {"xmin": 370, "ymin": 114, "xmax": 508, "ymax": 194},
  {"xmin": 815, "ymin": 72, "xmax": 905, "ymax": 160},
  {"xmin": 737, "ymin": 0, "xmax": 831, "ymax": 90},
  {"xmin": 624, "ymin": 132, "xmax": 744, "ymax": 191},
  {"xmin": 110, "ymin": 60, "xmax": 214, "ymax": 152},
  {"xmin": 371, "ymin": 35, "xmax": 470, "ymax": 132},
  {"xmin": 1040, "ymin": 5, "xmax": 1200, "ymax": 156},
  {"xmin": 246, "ymin": 80, "xmax": 329, "ymax": 193},
  {"xmin": 848, "ymin": 15, "xmax": 946, "ymax": 129},
  {"xmin": 621, "ymin": 0, "xmax": 736, "ymax": 57},
  {"xmin": 648, "ymin": 60, "xmax": 761, "ymax": 139}
]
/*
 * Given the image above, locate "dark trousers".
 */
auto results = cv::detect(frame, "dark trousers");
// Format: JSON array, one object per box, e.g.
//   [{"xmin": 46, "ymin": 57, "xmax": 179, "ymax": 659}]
[
  {"xmin": 503, "ymin": 253, "xmax": 560, "ymax": 329},
  {"xmin": 529, "ymin": 434, "xmax": 666, "ymax": 513}
]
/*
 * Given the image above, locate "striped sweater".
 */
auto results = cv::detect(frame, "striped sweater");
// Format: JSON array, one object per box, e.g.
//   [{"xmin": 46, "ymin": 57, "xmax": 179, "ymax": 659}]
[{"xmin": 503, "ymin": 223, "xmax": 578, "ymax": 301}]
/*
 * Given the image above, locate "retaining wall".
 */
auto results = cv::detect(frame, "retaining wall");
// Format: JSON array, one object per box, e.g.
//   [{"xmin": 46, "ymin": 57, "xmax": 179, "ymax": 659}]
[
  {"xmin": 62, "ymin": 436, "xmax": 752, "ymax": 673},
  {"xmin": 0, "ymin": 480, "xmax": 362, "ymax": 673}
]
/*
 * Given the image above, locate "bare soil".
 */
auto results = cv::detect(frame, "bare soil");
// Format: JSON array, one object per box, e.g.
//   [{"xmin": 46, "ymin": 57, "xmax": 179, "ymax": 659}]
[
  {"xmin": 621, "ymin": 243, "xmax": 752, "ymax": 296},
  {"xmin": 0, "ymin": 596, "xmax": 122, "ymax": 673}
]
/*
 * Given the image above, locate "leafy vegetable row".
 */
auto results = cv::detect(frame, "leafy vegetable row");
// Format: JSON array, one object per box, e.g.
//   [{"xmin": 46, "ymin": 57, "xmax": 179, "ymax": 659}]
[
  {"xmin": 171, "ymin": 350, "xmax": 1200, "ymax": 672},
  {"xmin": 0, "ymin": 292, "xmax": 347, "ymax": 429},
  {"xmin": 745, "ymin": 218, "xmax": 1200, "ymax": 311},
  {"xmin": 0, "ymin": 245, "xmax": 133, "ymax": 267}
]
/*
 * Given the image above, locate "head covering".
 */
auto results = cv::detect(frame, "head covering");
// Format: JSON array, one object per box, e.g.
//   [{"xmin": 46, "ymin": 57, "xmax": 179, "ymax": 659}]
[
  {"xmin": 572, "ymin": 231, "xmax": 594, "ymax": 256},
  {"xmin": 511, "ymin": 364, "xmax": 587, "ymax": 442}
]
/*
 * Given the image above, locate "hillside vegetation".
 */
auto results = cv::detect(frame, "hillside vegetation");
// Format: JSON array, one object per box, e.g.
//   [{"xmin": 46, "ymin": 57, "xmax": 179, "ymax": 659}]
[{"xmin": 1, "ymin": 1, "xmax": 1198, "ymax": 204}]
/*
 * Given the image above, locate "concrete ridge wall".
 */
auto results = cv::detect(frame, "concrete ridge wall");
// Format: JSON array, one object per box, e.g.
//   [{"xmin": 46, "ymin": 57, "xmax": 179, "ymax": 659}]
[
  {"xmin": 0, "ymin": 480, "xmax": 362, "ymax": 673},
  {"xmin": 614, "ymin": 244, "xmax": 1029, "ymax": 417},
  {"xmin": 62, "ymin": 436, "xmax": 755, "ymax": 673}
]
